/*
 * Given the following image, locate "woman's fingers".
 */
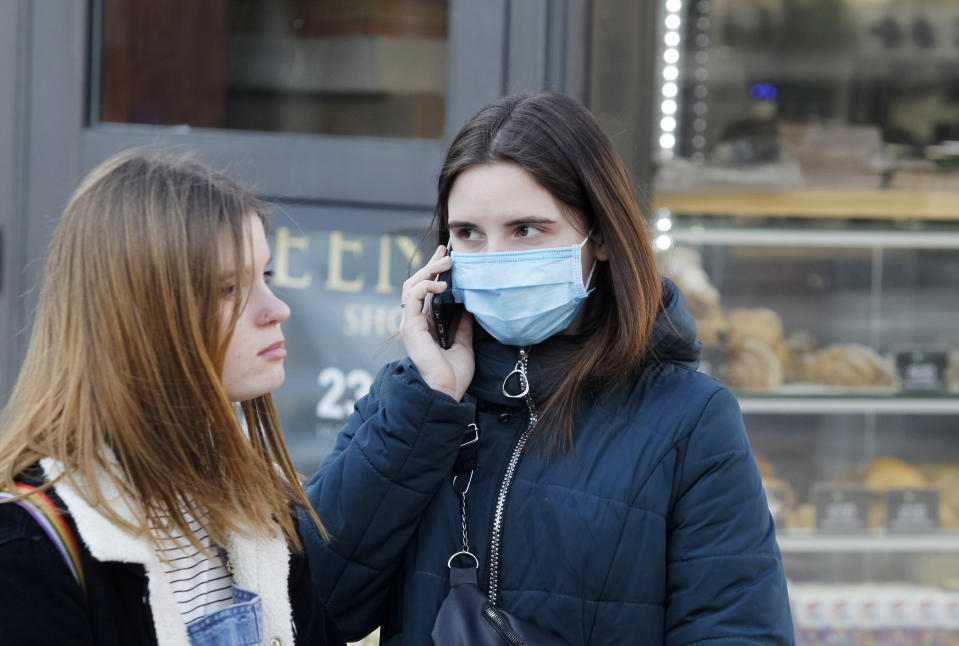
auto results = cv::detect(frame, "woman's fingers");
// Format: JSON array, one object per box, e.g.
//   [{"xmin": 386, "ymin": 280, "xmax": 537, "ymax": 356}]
[
  {"xmin": 404, "ymin": 279, "xmax": 447, "ymax": 317},
  {"xmin": 400, "ymin": 245, "xmax": 451, "ymax": 316},
  {"xmin": 402, "ymin": 246, "xmax": 450, "ymax": 300}
]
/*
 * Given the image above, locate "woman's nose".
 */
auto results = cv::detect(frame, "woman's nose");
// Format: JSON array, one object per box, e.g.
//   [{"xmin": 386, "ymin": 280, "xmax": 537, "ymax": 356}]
[
  {"xmin": 261, "ymin": 291, "xmax": 291, "ymax": 325},
  {"xmin": 484, "ymin": 235, "xmax": 508, "ymax": 253}
]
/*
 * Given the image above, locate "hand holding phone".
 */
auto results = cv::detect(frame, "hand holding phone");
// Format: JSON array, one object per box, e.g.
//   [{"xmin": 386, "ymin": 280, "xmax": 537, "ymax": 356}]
[
  {"xmin": 430, "ymin": 246, "xmax": 465, "ymax": 349},
  {"xmin": 400, "ymin": 244, "xmax": 474, "ymax": 400}
]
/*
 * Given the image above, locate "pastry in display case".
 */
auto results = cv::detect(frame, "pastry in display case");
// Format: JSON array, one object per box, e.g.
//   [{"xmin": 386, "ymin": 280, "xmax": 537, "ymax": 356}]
[
  {"xmin": 661, "ymin": 245, "xmax": 904, "ymax": 395},
  {"xmin": 648, "ymin": 0, "xmax": 959, "ymax": 640}
]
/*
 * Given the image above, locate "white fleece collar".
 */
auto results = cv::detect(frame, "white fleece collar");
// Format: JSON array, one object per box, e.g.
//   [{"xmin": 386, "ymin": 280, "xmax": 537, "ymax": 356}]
[{"xmin": 41, "ymin": 458, "xmax": 294, "ymax": 646}]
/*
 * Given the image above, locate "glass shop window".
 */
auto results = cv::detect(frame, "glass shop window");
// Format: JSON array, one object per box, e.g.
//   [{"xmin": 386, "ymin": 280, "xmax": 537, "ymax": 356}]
[
  {"xmin": 649, "ymin": 0, "xmax": 959, "ymax": 191},
  {"xmin": 92, "ymin": 0, "xmax": 448, "ymax": 138}
]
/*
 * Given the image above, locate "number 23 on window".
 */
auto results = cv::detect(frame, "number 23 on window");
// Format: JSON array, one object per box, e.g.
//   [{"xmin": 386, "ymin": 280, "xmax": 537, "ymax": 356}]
[{"xmin": 316, "ymin": 367, "xmax": 374, "ymax": 420}]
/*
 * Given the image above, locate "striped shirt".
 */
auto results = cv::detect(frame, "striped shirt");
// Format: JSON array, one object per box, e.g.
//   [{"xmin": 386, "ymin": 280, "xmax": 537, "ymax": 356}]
[{"xmin": 153, "ymin": 514, "xmax": 234, "ymax": 625}]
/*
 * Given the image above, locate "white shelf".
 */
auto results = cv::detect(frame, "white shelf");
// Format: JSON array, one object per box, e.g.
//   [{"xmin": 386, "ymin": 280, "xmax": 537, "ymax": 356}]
[
  {"xmin": 669, "ymin": 227, "xmax": 959, "ymax": 249},
  {"xmin": 778, "ymin": 531, "xmax": 959, "ymax": 553},
  {"xmin": 654, "ymin": 189, "xmax": 959, "ymax": 221},
  {"xmin": 737, "ymin": 396, "xmax": 959, "ymax": 415}
]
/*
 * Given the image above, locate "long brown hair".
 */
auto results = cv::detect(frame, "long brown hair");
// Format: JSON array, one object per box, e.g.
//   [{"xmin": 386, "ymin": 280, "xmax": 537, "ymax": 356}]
[
  {"xmin": 434, "ymin": 92, "xmax": 662, "ymax": 452},
  {"xmin": 0, "ymin": 150, "xmax": 324, "ymax": 551}
]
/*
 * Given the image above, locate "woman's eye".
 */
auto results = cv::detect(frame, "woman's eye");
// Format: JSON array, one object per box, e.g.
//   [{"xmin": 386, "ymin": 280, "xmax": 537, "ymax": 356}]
[
  {"xmin": 516, "ymin": 225, "xmax": 541, "ymax": 238},
  {"xmin": 263, "ymin": 269, "xmax": 274, "ymax": 285},
  {"xmin": 453, "ymin": 228, "xmax": 479, "ymax": 241},
  {"xmin": 222, "ymin": 284, "xmax": 236, "ymax": 297}
]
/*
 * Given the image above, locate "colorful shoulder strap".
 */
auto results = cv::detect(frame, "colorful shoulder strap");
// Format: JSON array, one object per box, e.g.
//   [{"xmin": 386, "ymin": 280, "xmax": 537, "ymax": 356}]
[{"xmin": 0, "ymin": 483, "xmax": 86, "ymax": 593}]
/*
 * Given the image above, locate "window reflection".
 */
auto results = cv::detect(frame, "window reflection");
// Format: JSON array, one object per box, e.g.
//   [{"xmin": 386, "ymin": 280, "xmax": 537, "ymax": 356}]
[{"xmin": 96, "ymin": 0, "xmax": 448, "ymax": 138}]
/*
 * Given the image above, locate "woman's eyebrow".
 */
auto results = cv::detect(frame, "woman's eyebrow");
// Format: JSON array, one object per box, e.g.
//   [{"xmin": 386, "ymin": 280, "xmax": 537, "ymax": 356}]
[
  {"xmin": 503, "ymin": 216, "xmax": 556, "ymax": 227},
  {"xmin": 220, "ymin": 255, "xmax": 272, "ymax": 279},
  {"xmin": 448, "ymin": 216, "xmax": 556, "ymax": 228}
]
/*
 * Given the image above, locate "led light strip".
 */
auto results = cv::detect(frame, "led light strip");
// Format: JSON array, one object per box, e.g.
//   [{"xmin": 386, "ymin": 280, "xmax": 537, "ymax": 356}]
[{"xmin": 657, "ymin": 0, "xmax": 684, "ymax": 159}]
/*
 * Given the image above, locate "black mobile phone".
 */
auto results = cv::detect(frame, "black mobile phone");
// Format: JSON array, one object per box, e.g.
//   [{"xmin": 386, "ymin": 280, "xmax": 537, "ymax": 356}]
[{"xmin": 430, "ymin": 246, "xmax": 465, "ymax": 349}]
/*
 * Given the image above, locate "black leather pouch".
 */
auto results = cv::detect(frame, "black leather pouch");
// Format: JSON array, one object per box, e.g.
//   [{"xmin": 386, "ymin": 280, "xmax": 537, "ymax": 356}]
[{"xmin": 431, "ymin": 563, "xmax": 570, "ymax": 646}]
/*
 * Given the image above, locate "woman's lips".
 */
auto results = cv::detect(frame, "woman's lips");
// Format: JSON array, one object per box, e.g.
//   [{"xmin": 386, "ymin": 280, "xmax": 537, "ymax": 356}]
[{"xmin": 258, "ymin": 340, "xmax": 286, "ymax": 359}]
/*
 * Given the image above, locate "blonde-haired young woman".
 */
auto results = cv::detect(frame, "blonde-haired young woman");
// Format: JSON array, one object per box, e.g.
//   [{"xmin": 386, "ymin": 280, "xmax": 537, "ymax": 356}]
[{"xmin": 0, "ymin": 150, "xmax": 344, "ymax": 646}]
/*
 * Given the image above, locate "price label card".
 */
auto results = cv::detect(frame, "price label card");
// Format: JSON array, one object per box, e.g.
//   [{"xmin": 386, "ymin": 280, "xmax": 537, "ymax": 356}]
[
  {"xmin": 764, "ymin": 484, "xmax": 789, "ymax": 528},
  {"xmin": 814, "ymin": 485, "xmax": 871, "ymax": 532},
  {"xmin": 895, "ymin": 348, "xmax": 949, "ymax": 392},
  {"xmin": 884, "ymin": 488, "xmax": 939, "ymax": 532}
]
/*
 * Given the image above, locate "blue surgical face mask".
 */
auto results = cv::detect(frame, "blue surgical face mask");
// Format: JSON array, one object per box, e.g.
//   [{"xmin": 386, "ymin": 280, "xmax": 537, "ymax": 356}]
[{"xmin": 451, "ymin": 233, "xmax": 597, "ymax": 346}]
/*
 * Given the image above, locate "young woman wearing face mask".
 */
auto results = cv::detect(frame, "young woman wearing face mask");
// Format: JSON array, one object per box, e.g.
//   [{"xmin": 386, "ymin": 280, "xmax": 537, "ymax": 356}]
[
  {"xmin": 301, "ymin": 93, "xmax": 794, "ymax": 645},
  {"xmin": 0, "ymin": 151, "xmax": 345, "ymax": 646}
]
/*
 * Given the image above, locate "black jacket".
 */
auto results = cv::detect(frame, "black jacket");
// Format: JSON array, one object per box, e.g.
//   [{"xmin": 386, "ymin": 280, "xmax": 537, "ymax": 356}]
[{"xmin": 0, "ymin": 464, "xmax": 344, "ymax": 646}]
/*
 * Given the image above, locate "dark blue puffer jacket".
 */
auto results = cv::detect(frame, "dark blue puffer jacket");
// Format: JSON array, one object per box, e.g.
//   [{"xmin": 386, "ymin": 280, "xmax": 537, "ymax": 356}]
[{"xmin": 301, "ymin": 280, "xmax": 794, "ymax": 645}]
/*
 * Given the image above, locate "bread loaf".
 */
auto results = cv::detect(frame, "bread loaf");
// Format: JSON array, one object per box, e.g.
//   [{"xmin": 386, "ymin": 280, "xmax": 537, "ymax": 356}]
[
  {"xmin": 918, "ymin": 462, "xmax": 959, "ymax": 519},
  {"xmin": 783, "ymin": 331, "xmax": 818, "ymax": 382},
  {"xmin": 864, "ymin": 456, "xmax": 926, "ymax": 491},
  {"xmin": 801, "ymin": 344, "xmax": 895, "ymax": 388},
  {"xmin": 727, "ymin": 308, "xmax": 785, "ymax": 351},
  {"xmin": 724, "ymin": 338, "xmax": 784, "ymax": 390}
]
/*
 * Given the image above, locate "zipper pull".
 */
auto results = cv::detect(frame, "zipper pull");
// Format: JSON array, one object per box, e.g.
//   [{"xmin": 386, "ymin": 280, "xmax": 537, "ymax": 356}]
[{"xmin": 501, "ymin": 347, "xmax": 530, "ymax": 399}]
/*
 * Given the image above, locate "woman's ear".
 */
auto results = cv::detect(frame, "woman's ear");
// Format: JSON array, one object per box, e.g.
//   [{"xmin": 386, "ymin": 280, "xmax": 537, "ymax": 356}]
[{"xmin": 591, "ymin": 231, "xmax": 608, "ymax": 262}]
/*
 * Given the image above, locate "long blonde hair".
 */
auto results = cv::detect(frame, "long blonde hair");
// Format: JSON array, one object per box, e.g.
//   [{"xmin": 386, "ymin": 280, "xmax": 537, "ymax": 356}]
[{"xmin": 0, "ymin": 150, "xmax": 323, "ymax": 551}]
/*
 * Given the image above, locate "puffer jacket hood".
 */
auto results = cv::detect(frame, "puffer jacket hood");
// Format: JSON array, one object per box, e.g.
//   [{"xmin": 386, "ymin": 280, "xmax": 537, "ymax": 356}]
[{"xmin": 647, "ymin": 278, "xmax": 701, "ymax": 368}]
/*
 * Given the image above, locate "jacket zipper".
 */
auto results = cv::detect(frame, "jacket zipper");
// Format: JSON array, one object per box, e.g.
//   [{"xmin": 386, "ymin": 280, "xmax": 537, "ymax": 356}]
[
  {"xmin": 487, "ymin": 346, "xmax": 539, "ymax": 605},
  {"xmin": 483, "ymin": 603, "xmax": 529, "ymax": 646}
]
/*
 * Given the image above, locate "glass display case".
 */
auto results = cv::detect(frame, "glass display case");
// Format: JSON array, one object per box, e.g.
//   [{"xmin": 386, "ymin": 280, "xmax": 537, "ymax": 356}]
[{"xmin": 649, "ymin": 0, "xmax": 959, "ymax": 642}]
